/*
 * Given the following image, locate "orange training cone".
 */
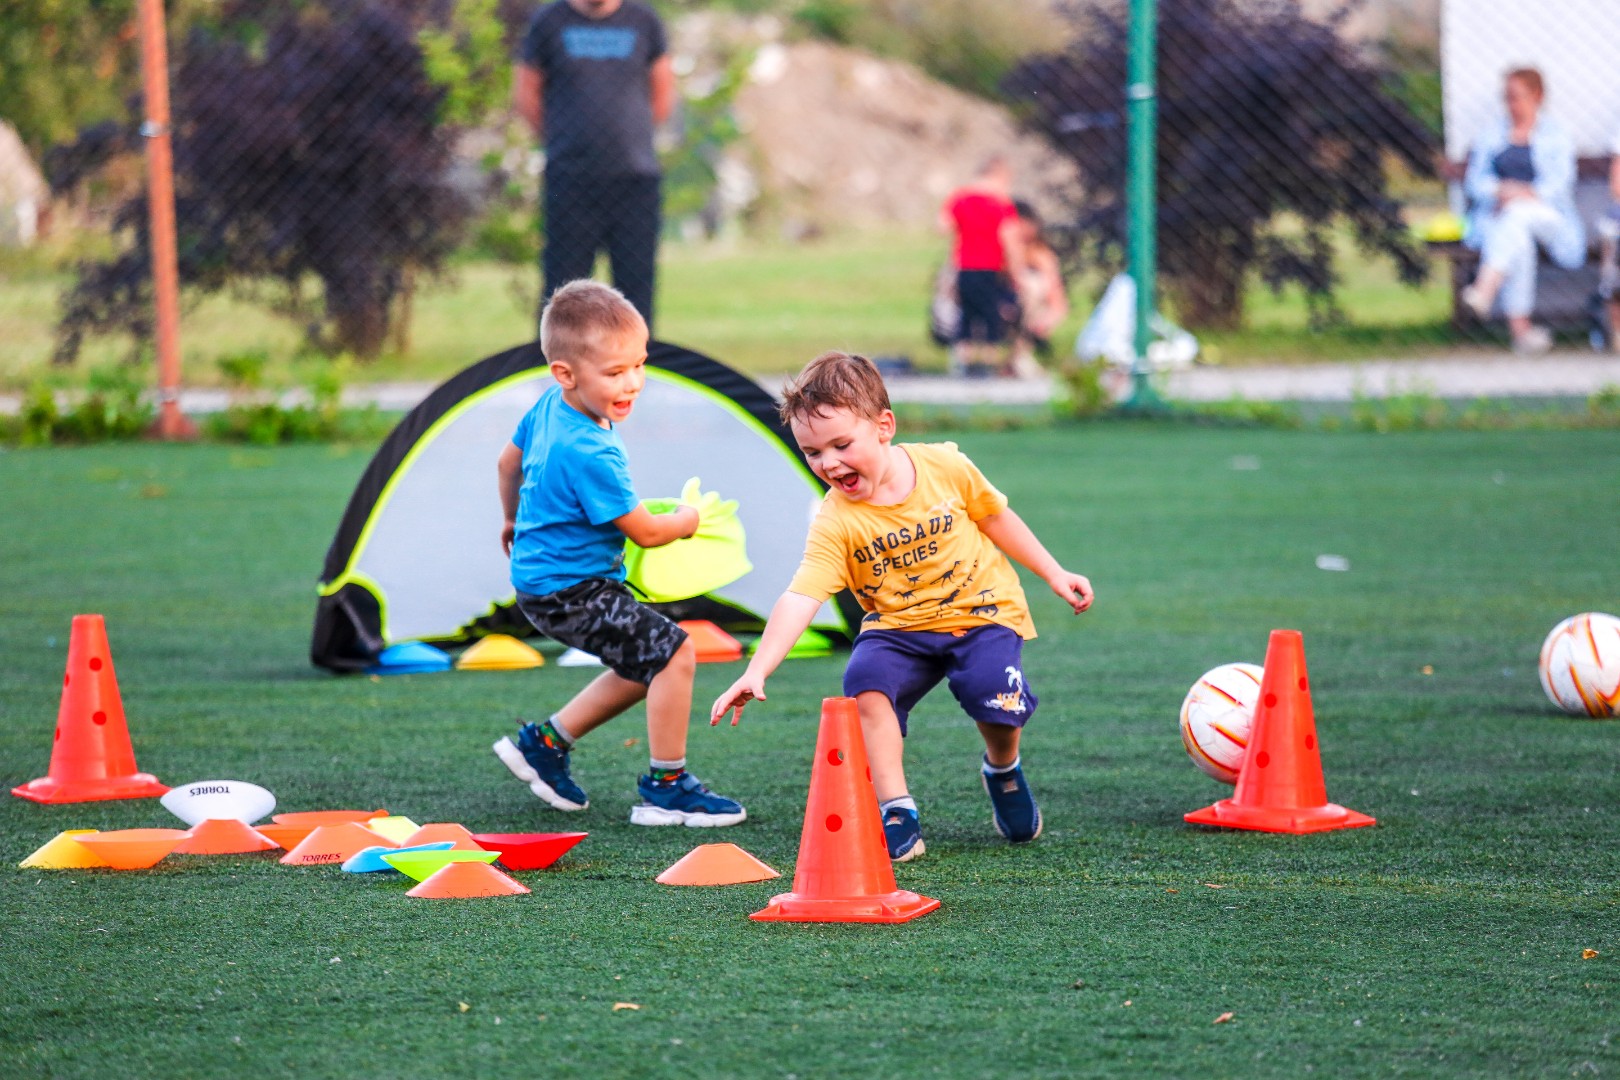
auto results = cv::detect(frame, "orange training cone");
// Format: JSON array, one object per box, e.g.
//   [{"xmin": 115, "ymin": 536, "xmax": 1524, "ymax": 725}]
[
  {"xmin": 401, "ymin": 823, "xmax": 483, "ymax": 850},
  {"xmin": 407, "ymin": 860, "xmax": 530, "ymax": 898},
  {"xmin": 280, "ymin": 822, "xmax": 395, "ymax": 865},
  {"xmin": 12, "ymin": 615, "xmax": 167, "ymax": 803},
  {"xmin": 752, "ymin": 697, "xmax": 939, "ymax": 923},
  {"xmin": 174, "ymin": 818, "xmax": 280, "ymax": 855},
  {"xmin": 19, "ymin": 830, "xmax": 109, "ymax": 870},
  {"xmin": 678, "ymin": 620, "xmax": 743, "ymax": 663},
  {"xmin": 657, "ymin": 842, "xmax": 779, "ymax": 886},
  {"xmin": 1185, "ymin": 630, "xmax": 1376, "ymax": 834}
]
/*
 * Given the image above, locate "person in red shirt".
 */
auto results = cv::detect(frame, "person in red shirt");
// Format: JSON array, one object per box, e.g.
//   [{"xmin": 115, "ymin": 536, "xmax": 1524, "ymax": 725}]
[{"xmin": 940, "ymin": 157, "xmax": 1026, "ymax": 375}]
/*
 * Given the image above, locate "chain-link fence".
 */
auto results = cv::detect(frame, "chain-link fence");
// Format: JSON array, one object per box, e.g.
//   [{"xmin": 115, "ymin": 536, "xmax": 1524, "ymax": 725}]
[{"xmin": 4, "ymin": 0, "xmax": 1620, "ymax": 401}]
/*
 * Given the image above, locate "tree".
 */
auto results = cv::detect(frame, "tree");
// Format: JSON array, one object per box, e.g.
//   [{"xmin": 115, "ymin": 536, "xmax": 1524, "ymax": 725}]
[
  {"xmin": 53, "ymin": 0, "xmax": 473, "ymax": 362},
  {"xmin": 0, "ymin": 0, "xmax": 139, "ymax": 158},
  {"xmin": 1004, "ymin": 0, "xmax": 1437, "ymax": 330}
]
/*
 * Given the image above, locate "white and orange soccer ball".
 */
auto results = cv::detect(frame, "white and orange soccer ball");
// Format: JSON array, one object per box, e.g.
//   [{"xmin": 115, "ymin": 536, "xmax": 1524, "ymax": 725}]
[
  {"xmin": 1538, "ymin": 613, "xmax": 1620, "ymax": 718},
  {"xmin": 1179, "ymin": 662, "xmax": 1264, "ymax": 784}
]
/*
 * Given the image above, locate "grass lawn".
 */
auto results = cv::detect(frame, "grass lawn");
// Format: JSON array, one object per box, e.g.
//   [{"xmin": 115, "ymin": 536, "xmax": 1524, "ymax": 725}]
[
  {"xmin": 1, "ymin": 228, "xmax": 1457, "ymax": 392},
  {"xmin": 2, "ymin": 426, "xmax": 1616, "ymax": 1078}
]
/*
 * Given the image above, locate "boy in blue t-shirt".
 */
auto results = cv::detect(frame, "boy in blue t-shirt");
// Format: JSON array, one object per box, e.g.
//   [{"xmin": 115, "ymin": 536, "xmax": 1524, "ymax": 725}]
[{"xmin": 492, "ymin": 280, "xmax": 745, "ymax": 826}]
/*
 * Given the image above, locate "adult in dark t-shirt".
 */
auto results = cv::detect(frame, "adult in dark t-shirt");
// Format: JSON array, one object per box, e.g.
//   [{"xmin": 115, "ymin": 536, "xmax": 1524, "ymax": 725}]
[{"xmin": 514, "ymin": 0, "xmax": 674, "ymax": 330}]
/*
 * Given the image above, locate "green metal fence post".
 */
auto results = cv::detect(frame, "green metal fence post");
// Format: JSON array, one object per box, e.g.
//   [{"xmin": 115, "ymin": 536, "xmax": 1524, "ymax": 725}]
[{"xmin": 1121, "ymin": 0, "xmax": 1167, "ymax": 414}]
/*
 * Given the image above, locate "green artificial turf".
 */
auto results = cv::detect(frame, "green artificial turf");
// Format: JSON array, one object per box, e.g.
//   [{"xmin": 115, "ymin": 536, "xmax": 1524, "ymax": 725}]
[{"xmin": 1, "ymin": 428, "xmax": 1617, "ymax": 1078}]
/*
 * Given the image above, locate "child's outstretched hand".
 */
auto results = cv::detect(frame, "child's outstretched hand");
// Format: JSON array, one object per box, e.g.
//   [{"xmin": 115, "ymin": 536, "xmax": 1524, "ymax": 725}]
[
  {"xmin": 710, "ymin": 672, "xmax": 767, "ymax": 727},
  {"xmin": 1047, "ymin": 570, "xmax": 1094, "ymax": 614}
]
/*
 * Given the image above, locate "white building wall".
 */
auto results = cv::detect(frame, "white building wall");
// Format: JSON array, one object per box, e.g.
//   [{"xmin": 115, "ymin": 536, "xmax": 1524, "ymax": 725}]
[{"xmin": 1442, "ymin": 0, "xmax": 1620, "ymax": 159}]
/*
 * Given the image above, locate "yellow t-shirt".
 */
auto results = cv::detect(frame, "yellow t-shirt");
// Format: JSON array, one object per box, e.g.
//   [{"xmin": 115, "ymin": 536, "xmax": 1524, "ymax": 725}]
[{"xmin": 787, "ymin": 442, "xmax": 1034, "ymax": 639}]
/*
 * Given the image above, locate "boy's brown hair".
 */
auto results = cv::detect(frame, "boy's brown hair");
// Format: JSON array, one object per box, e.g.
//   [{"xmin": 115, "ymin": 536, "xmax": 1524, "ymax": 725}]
[
  {"xmin": 778, "ymin": 351, "xmax": 892, "ymax": 426},
  {"xmin": 540, "ymin": 280, "xmax": 647, "ymax": 365}
]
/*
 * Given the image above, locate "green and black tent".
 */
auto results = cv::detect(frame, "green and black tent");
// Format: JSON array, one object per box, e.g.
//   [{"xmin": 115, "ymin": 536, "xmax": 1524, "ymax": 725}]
[{"xmin": 311, "ymin": 341, "xmax": 859, "ymax": 672}]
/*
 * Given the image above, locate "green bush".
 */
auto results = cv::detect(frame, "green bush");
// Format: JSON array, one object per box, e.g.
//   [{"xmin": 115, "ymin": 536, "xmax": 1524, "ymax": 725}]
[
  {"xmin": 1051, "ymin": 359, "xmax": 1112, "ymax": 420},
  {"xmin": 1, "ymin": 366, "xmax": 154, "ymax": 445},
  {"xmin": 205, "ymin": 357, "xmax": 390, "ymax": 445}
]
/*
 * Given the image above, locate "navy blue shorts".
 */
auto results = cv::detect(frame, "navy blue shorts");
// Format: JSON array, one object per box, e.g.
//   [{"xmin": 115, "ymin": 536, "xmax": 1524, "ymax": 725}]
[
  {"xmin": 843, "ymin": 625, "xmax": 1036, "ymax": 735},
  {"xmin": 956, "ymin": 269, "xmax": 1014, "ymax": 344}
]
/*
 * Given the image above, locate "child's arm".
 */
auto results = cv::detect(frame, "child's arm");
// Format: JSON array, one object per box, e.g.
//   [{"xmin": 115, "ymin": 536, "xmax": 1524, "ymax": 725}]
[
  {"xmin": 709, "ymin": 591, "xmax": 823, "ymax": 726},
  {"xmin": 614, "ymin": 504, "xmax": 699, "ymax": 549},
  {"xmin": 977, "ymin": 508, "xmax": 1094, "ymax": 613},
  {"xmin": 497, "ymin": 443, "xmax": 523, "ymax": 556}
]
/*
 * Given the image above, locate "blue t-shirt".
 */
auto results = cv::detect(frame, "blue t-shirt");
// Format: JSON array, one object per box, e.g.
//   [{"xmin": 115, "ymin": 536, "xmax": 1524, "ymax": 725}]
[{"xmin": 510, "ymin": 384, "xmax": 639, "ymax": 596}]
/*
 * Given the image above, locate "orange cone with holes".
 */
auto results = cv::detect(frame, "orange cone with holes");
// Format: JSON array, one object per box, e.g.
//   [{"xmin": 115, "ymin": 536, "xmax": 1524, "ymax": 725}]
[
  {"xmin": 752, "ymin": 697, "xmax": 939, "ymax": 923},
  {"xmin": 13, "ymin": 615, "xmax": 167, "ymax": 803},
  {"xmin": 1185, "ymin": 629, "xmax": 1376, "ymax": 834}
]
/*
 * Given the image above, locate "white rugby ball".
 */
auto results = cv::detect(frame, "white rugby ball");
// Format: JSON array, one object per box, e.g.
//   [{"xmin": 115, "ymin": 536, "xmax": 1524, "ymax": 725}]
[
  {"xmin": 161, "ymin": 779, "xmax": 277, "ymax": 826},
  {"xmin": 1179, "ymin": 662, "xmax": 1264, "ymax": 784},
  {"xmin": 1539, "ymin": 613, "xmax": 1620, "ymax": 718}
]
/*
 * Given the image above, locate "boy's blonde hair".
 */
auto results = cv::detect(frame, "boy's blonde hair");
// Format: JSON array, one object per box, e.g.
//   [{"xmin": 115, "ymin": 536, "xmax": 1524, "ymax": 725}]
[
  {"xmin": 778, "ymin": 351, "xmax": 892, "ymax": 426},
  {"xmin": 540, "ymin": 280, "xmax": 647, "ymax": 364}
]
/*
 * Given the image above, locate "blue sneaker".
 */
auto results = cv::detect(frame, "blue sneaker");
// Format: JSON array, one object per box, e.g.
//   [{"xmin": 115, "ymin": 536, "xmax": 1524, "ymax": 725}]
[
  {"xmin": 882, "ymin": 805, "xmax": 925, "ymax": 863},
  {"xmin": 982, "ymin": 757, "xmax": 1041, "ymax": 842},
  {"xmin": 629, "ymin": 772, "xmax": 746, "ymax": 827},
  {"xmin": 493, "ymin": 722, "xmax": 588, "ymax": 811}
]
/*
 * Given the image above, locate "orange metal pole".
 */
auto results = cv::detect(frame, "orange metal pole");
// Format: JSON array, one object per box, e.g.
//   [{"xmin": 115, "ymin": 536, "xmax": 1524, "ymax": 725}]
[{"xmin": 136, "ymin": 0, "xmax": 193, "ymax": 439}]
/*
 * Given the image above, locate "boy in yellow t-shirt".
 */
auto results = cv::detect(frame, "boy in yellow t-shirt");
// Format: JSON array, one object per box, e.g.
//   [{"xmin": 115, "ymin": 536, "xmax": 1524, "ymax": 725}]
[{"xmin": 711, "ymin": 351, "xmax": 1093, "ymax": 861}]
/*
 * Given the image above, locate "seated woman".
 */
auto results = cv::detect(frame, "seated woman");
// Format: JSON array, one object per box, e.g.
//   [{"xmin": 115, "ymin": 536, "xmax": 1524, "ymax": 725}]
[
  {"xmin": 1460, "ymin": 67, "xmax": 1585, "ymax": 354},
  {"xmin": 1599, "ymin": 126, "xmax": 1620, "ymax": 352},
  {"xmin": 1007, "ymin": 200, "xmax": 1070, "ymax": 379}
]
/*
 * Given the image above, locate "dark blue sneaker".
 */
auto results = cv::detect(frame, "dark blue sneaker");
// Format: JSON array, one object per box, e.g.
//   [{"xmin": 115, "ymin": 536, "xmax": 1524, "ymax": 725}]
[
  {"xmin": 982, "ymin": 757, "xmax": 1041, "ymax": 842},
  {"xmin": 629, "ymin": 772, "xmax": 746, "ymax": 827},
  {"xmin": 493, "ymin": 722, "xmax": 588, "ymax": 811},
  {"xmin": 882, "ymin": 805, "xmax": 925, "ymax": 863}
]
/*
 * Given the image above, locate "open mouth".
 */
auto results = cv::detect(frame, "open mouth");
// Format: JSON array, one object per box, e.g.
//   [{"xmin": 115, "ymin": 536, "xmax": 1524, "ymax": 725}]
[{"xmin": 830, "ymin": 472, "xmax": 861, "ymax": 495}]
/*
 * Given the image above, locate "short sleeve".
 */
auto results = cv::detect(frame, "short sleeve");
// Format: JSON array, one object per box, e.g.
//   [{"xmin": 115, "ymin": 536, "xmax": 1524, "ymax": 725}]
[
  {"xmin": 511, "ymin": 406, "xmax": 535, "ymax": 450},
  {"xmin": 518, "ymin": 7, "xmax": 549, "ymax": 68},
  {"xmin": 947, "ymin": 444, "xmax": 1008, "ymax": 521},
  {"xmin": 1612, "ymin": 128, "xmax": 1620, "ymax": 156},
  {"xmin": 571, "ymin": 443, "xmax": 639, "ymax": 526},
  {"xmin": 644, "ymin": 6, "xmax": 668, "ymax": 61},
  {"xmin": 787, "ymin": 505, "xmax": 848, "ymax": 602}
]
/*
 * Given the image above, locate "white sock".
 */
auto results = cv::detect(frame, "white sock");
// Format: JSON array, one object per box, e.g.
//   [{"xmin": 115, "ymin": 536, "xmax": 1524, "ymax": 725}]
[
  {"xmin": 983, "ymin": 754, "xmax": 1020, "ymax": 776},
  {"xmin": 879, "ymin": 796, "xmax": 917, "ymax": 814}
]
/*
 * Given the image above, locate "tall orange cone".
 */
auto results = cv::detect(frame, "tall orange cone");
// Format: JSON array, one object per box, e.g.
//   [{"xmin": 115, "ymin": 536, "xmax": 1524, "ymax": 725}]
[
  {"xmin": 1185, "ymin": 630, "xmax": 1375, "ymax": 834},
  {"xmin": 752, "ymin": 698, "xmax": 939, "ymax": 923},
  {"xmin": 12, "ymin": 615, "xmax": 167, "ymax": 803}
]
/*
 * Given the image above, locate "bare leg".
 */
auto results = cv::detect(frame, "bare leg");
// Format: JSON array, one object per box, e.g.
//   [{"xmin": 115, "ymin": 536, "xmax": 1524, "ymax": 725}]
[
  {"xmin": 856, "ymin": 691, "xmax": 909, "ymax": 803},
  {"xmin": 1507, "ymin": 314, "xmax": 1533, "ymax": 340},
  {"xmin": 556, "ymin": 671, "xmax": 647, "ymax": 740},
  {"xmin": 976, "ymin": 721, "xmax": 1022, "ymax": 769},
  {"xmin": 1610, "ymin": 300, "xmax": 1620, "ymax": 354},
  {"xmin": 1465, "ymin": 266, "xmax": 1506, "ymax": 314},
  {"xmin": 643, "ymin": 638, "xmax": 696, "ymax": 763}
]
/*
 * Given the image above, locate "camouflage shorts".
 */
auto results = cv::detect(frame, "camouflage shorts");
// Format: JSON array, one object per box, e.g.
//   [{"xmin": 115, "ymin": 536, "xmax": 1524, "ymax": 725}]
[{"xmin": 515, "ymin": 578, "xmax": 688, "ymax": 686}]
